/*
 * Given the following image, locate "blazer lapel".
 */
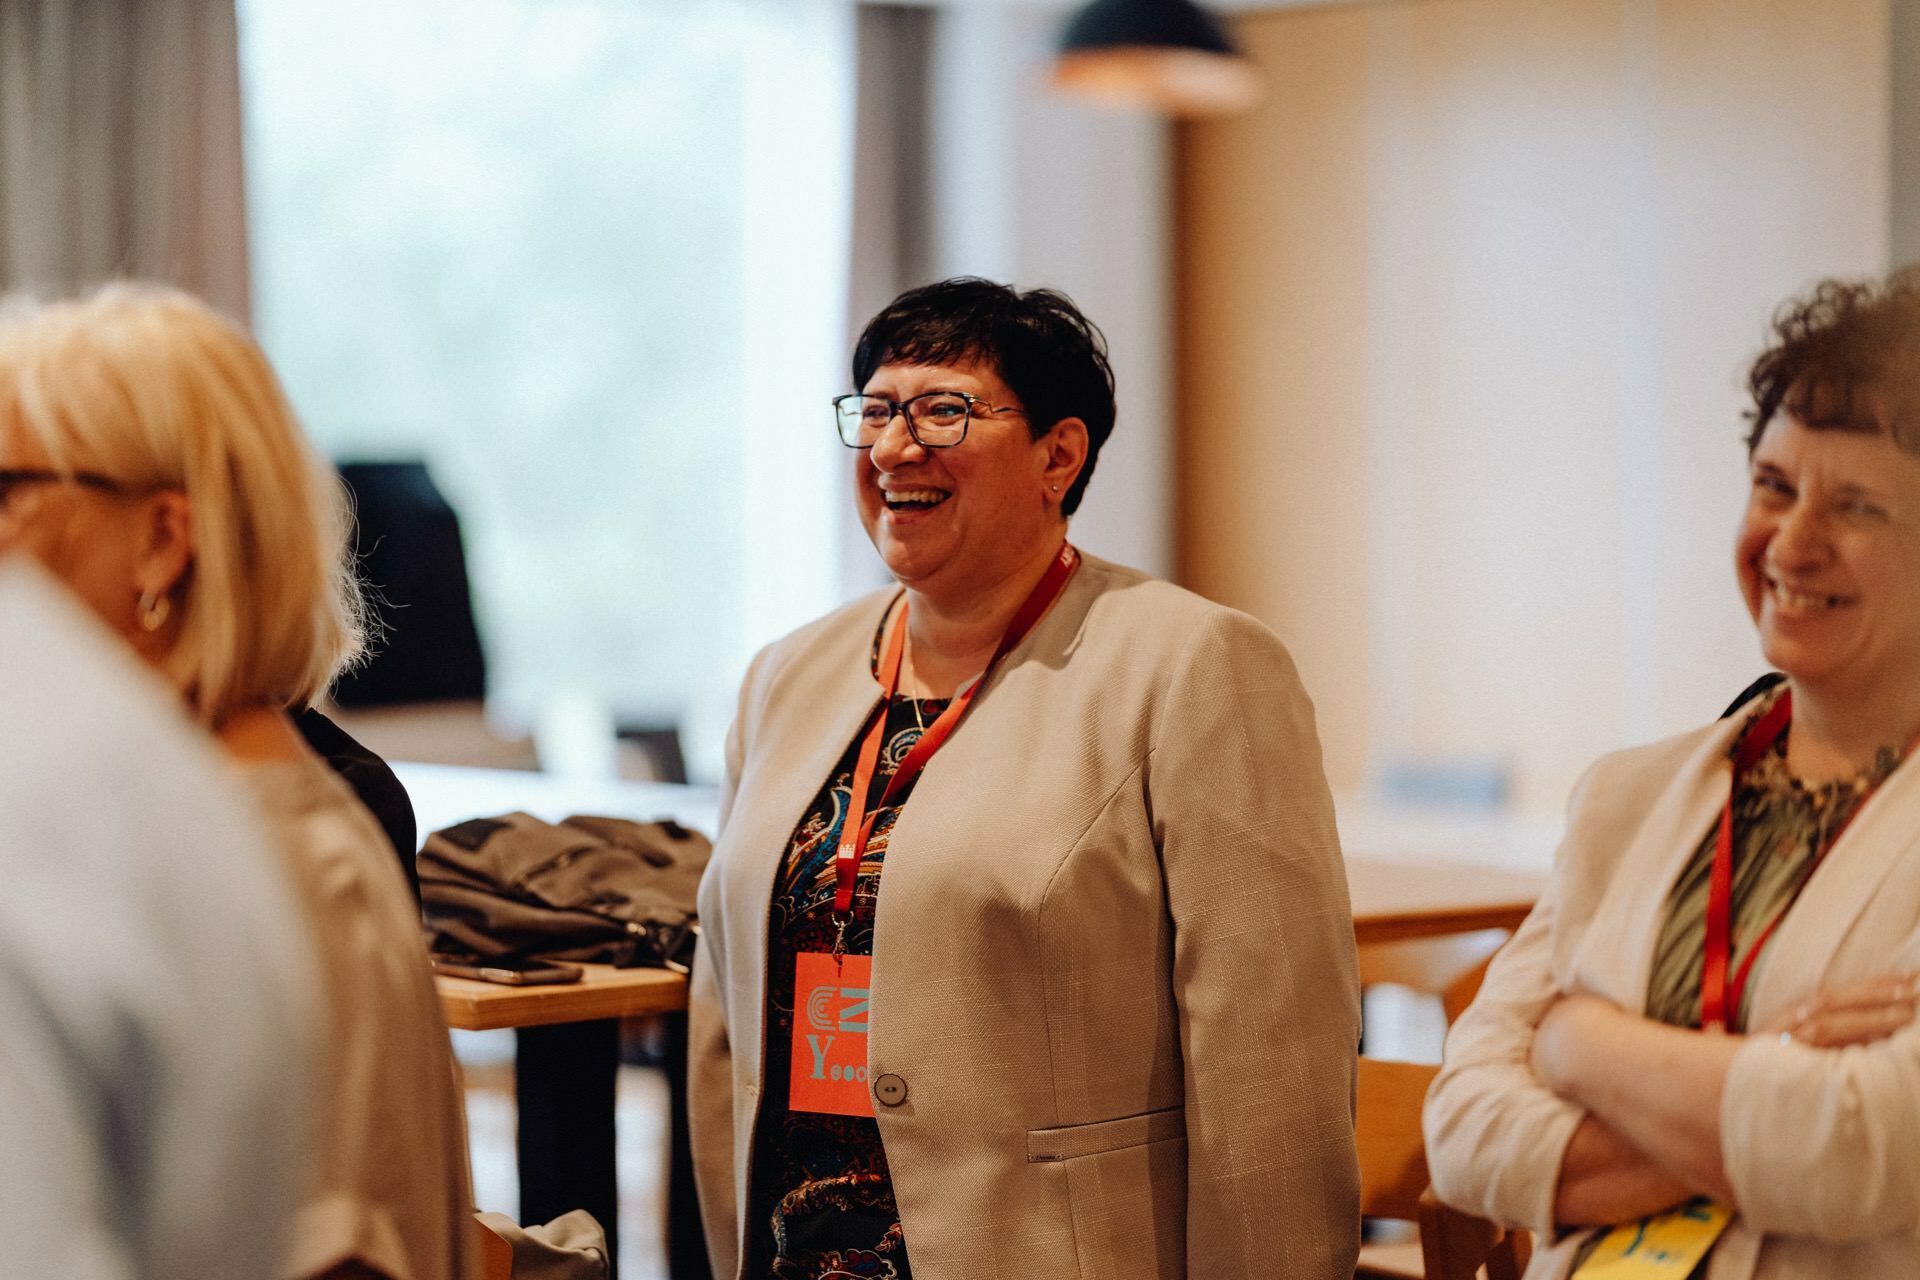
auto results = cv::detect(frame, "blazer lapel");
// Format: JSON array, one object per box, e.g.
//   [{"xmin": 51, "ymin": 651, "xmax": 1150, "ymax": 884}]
[
  {"xmin": 1571, "ymin": 717, "xmax": 1745, "ymax": 1011},
  {"xmin": 1748, "ymin": 755, "xmax": 1920, "ymax": 1022},
  {"xmin": 719, "ymin": 592, "xmax": 895, "ymax": 1085}
]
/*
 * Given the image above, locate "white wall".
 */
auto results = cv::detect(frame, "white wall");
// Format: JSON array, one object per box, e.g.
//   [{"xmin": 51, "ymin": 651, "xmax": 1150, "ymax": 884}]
[{"xmin": 1181, "ymin": 0, "xmax": 1890, "ymax": 811}]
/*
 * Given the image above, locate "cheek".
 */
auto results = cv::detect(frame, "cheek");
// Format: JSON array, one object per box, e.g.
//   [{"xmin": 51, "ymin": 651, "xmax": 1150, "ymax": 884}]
[
  {"xmin": 1864, "ymin": 541, "xmax": 1920, "ymax": 636},
  {"xmin": 1734, "ymin": 517, "xmax": 1769, "ymax": 594},
  {"xmin": 1734, "ymin": 553, "xmax": 1770, "ymax": 624},
  {"xmin": 22, "ymin": 510, "xmax": 129, "ymax": 625}
]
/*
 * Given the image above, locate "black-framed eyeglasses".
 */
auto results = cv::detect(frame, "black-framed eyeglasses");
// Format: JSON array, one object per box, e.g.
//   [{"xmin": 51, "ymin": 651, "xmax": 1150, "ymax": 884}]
[
  {"xmin": 832, "ymin": 391, "xmax": 1026, "ymax": 449},
  {"xmin": 0, "ymin": 468, "xmax": 125, "ymax": 510}
]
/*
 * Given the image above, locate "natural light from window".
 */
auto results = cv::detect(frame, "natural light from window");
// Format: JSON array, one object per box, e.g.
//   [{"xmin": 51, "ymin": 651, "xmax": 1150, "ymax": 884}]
[{"xmin": 240, "ymin": 0, "xmax": 852, "ymax": 779}]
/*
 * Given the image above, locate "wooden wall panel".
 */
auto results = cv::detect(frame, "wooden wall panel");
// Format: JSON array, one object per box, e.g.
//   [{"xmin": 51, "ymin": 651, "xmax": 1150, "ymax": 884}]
[{"xmin": 1177, "ymin": 0, "xmax": 1888, "ymax": 807}]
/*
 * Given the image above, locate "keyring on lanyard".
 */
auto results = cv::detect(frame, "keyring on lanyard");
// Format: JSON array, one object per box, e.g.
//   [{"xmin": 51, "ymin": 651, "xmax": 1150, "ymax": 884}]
[
  {"xmin": 829, "ymin": 542, "xmax": 1080, "ymax": 960},
  {"xmin": 1700, "ymin": 688, "xmax": 1918, "ymax": 1031}
]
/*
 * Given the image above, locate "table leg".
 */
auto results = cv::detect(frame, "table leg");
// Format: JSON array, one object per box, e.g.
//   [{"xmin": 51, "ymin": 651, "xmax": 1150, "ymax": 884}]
[
  {"xmin": 516, "ymin": 1020, "xmax": 620, "ymax": 1277},
  {"xmin": 661, "ymin": 1011, "xmax": 713, "ymax": 1280}
]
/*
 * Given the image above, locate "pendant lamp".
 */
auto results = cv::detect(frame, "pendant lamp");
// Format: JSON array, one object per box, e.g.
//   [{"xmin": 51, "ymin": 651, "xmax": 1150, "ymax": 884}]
[{"xmin": 1052, "ymin": 0, "xmax": 1262, "ymax": 118}]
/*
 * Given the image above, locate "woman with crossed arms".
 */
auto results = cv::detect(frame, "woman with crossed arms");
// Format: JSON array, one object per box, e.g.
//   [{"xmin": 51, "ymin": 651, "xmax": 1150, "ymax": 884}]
[
  {"xmin": 689, "ymin": 278, "xmax": 1360, "ymax": 1280},
  {"xmin": 1426, "ymin": 271, "xmax": 1920, "ymax": 1276}
]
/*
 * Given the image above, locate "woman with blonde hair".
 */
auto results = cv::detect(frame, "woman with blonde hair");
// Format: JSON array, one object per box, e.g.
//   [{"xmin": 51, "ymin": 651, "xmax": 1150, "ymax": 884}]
[{"xmin": 0, "ymin": 283, "xmax": 479, "ymax": 1280}]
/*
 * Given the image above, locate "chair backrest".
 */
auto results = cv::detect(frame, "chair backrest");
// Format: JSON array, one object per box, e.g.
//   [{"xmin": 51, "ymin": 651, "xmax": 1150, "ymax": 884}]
[
  {"xmin": 1356, "ymin": 1056, "xmax": 1531, "ymax": 1280},
  {"xmin": 472, "ymin": 1214, "xmax": 515, "ymax": 1280},
  {"xmin": 1358, "ymin": 1056, "xmax": 1437, "ymax": 1221}
]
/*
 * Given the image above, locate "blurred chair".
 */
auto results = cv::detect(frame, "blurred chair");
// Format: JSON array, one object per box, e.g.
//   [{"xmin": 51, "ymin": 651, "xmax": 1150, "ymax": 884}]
[
  {"xmin": 1355, "ymin": 1057, "xmax": 1529, "ymax": 1280},
  {"xmin": 1359, "ymin": 928, "xmax": 1509, "ymax": 1032},
  {"xmin": 326, "ymin": 460, "xmax": 537, "ymax": 770},
  {"xmin": 474, "ymin": 1216, "xmax": 514, "ymax": 1280},
  {"xmin": 333, "ymin": 460, "xmax": 486, "ymax": 707},
  {"xmin": 614, "ymin": 724, "xmax": 687, "ymax": 784}
]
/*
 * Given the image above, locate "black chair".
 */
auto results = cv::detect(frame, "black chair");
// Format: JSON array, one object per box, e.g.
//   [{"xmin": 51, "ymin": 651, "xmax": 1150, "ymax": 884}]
[{"xmin": 332, "ymin": 461, "xmax": 487, "ymax": 708}]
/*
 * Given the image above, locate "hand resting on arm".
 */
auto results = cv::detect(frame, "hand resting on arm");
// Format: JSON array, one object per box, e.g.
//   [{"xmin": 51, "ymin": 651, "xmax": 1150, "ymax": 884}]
[{"xmin": 1531, "ymin": 974, "xmax": 1920, "ymax": 1225}]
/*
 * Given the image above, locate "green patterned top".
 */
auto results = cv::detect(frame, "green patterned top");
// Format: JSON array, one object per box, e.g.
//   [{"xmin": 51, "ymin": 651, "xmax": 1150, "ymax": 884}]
[{"xmin": 1646, "ymin": 692, "xmax": 1903, "ymax": 1032}]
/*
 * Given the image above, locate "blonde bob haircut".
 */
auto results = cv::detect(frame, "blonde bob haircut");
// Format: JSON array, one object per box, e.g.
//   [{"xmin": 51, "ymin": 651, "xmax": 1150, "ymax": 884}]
[{"xmin": 0, "ymin": 283, "xmax": 366, "ymax": 726}]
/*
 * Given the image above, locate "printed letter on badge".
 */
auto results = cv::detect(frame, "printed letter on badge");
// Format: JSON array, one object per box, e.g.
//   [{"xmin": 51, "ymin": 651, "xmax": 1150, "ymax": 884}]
[{"xmin": 790, "ymin": 952, "xmax": 876, "ymax": 1116}]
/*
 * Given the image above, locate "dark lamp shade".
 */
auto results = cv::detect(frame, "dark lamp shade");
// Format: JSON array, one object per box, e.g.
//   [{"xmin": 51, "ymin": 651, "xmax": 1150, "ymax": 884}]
[{"xmin": 1053, "ymin": 0, "xmax": 1262, "ymax": 117}]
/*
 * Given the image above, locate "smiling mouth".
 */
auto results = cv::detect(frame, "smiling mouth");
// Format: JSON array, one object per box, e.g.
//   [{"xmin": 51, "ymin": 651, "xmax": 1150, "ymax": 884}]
[
  {"xmin": 883, "ymin": 487, "xmax": 950, "ymax": 512},
  {"xmin": 1766, "ymin": 575, "xmax": 1852, "ymax": 612}
]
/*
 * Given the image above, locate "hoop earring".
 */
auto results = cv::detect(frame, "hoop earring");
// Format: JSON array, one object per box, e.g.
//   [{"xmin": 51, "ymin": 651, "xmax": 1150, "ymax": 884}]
[{"xmin": 137, "ymin": 588, "xmax": 171, "ymax": 633}]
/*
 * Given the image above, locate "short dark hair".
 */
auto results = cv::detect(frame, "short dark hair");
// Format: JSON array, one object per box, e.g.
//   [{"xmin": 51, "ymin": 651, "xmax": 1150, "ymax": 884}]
[
  {"xmin": 1746, "ymin": 268, "xmax": 1920, "ymax": 457},
  {"xmin": 850, "ymin": 277, "xmax": 1116, "ymax": 516}
]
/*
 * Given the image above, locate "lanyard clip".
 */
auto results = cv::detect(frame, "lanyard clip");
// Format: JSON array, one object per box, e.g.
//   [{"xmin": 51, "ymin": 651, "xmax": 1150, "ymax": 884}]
[{"xmin": 831, "ymin": 914, "xmax": 849, "ymax": 963}]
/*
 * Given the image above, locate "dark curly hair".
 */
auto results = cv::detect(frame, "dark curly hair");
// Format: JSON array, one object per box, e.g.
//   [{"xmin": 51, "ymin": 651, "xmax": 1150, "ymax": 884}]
[
  {"xmin": 1746, "ymin": 267, "xmax": 1920, "ymax": 456},
  {"xmin": 850, "ymin": 278, "xmax": 1116, "ymax": 517}
]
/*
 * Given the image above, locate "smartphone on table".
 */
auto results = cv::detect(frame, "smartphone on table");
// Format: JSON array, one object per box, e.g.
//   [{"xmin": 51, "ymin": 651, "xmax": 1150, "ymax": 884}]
[{"xmin": 432, "ymin": 956, "xmax": 584, "ymax": 985}]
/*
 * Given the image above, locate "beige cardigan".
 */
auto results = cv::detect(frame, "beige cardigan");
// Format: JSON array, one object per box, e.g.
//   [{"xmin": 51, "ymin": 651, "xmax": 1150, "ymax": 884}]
[
  {"xmin": 1425, "ymin": 713, "xmax": 1920, "ymax": 1278},
  {"xmin": 688, "ymin": 554, "xmax": 1361, "ymax": 1280}
]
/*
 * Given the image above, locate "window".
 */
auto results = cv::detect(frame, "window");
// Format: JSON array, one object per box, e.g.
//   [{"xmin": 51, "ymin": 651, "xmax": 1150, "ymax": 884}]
[{"xmin": 241, "ymin": 0, "xmax": 853, "ymax": 778}]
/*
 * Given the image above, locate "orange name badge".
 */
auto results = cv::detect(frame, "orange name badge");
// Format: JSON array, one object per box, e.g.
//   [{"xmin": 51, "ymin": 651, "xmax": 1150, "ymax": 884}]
[{"xmin": 790, "ymin": 952, "xmax": 875, "ymax": 1117}]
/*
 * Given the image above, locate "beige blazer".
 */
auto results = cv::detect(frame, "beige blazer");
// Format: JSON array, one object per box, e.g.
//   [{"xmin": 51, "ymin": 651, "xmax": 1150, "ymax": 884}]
[
  {"xmin": 242, "ymin": 757, "xmax": 481, "ymax": 1280},
  {"xmin": 1425, "ymin": 713, "xmax": 1920, "ymax": 1278},
  {"xmin": 689, "ymin": 554, "xmax": 1361, "ymax": 1280}
]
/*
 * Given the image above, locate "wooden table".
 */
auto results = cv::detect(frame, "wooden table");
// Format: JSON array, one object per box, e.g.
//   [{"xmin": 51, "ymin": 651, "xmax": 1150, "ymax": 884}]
[
  {"xmin": 437, "ymin": 963, "xmax": 688, "ymax": 1032},
  {"xmin": 432, "ymin": 856, "xmax": 1546, "ymax": 1029},
  {"xmin": 1346, "ymin": 856, "xmax": 1545, "ymax": 945},
  {"xmin": 397, "ymin": 766, "xmax": 720, "ymax": 1280}
]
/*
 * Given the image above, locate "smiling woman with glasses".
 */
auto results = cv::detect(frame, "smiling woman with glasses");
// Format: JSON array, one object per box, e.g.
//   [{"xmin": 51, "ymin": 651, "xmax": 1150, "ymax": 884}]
[
  {"xmin": 0, "ymin": 284, "xmax": 483, "ymax": 1280},
  {"xmin": 689, "ymin": 277, "xmax": 1362, "ymax": 1280},
  {"xmin": 1427, "ymin": 270, "xmax": 1920, "ymax": 1280}
]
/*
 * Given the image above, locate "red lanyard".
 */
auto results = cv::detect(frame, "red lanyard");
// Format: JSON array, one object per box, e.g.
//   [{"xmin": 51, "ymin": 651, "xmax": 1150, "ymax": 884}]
[
  {"xmin": 831, "ymin": 543, "xmax": 1080, "ymax": 949},
  {"xmin": 1700, "ymin": 689, "xmax": 1915, "ymax": 1030}
]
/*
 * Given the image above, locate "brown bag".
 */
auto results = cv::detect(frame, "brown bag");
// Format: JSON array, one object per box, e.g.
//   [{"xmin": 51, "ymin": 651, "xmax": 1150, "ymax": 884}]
[{"xmin": 419, "ymin": 812, "xmax": 708, "ymax": 970}]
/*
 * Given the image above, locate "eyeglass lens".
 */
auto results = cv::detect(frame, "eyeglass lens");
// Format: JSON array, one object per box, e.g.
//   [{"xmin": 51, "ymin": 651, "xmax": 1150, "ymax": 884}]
[{"xmin": 835, "ymin": 393, "xmax": 972, "ymax": 447}]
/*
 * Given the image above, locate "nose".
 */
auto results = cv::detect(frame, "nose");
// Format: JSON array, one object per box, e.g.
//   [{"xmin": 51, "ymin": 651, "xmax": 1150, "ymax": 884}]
[
  {"xmin": 1767, "ymin": 496, "xmax": 1831, "ymax": 573},
  {"xmin": 866, "ymin": 407, "xmax": 926, "ymax": 471}
]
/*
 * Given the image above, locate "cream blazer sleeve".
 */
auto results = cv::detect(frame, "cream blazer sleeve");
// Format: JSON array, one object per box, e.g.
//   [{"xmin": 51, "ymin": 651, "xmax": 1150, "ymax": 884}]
[
  {"xmin": 1719, "ymin": 976, "xmax": 1920, "ymax": 1239},
  {"xmin": 1155, "ymin": 608, "xmax": 1363, "ymax": 1275},
  {"xmin": 1423, "ymin": 766, "xmax": 1601, "ymax": 1241}
]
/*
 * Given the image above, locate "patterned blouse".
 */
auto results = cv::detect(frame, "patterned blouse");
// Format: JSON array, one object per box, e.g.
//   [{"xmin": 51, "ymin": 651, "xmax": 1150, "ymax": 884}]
[
  {"xmin": 744, "ymin": 678, "xmax": 946, "ymax": 1280},
  {"xmin": 1646, "ymin": 691, "xmax": 1904, "ymax": 1031}
]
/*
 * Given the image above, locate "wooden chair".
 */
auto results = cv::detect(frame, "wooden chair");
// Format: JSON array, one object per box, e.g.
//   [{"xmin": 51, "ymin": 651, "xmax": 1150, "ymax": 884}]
[
  {"xmin": 1354, "ymin": 1056, "xmax": 1530, "ymax": 1280},
  {"xmin": 1358, "ymin": 929, "xmax": 1509, "ymax": 1027},
  {"xmin": 472, "ymin": 1215, "xmax": 515, "ymax": 1280}
]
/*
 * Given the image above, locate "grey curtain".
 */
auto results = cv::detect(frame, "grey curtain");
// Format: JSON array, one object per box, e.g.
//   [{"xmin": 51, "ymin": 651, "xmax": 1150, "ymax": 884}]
[
  {"xmin": 0, "ymin": 0, "xmax": 250, "ymax": 317},
  {"xmin": 847, "ymin": 3, "xmax": 934, "ymax": 348}
]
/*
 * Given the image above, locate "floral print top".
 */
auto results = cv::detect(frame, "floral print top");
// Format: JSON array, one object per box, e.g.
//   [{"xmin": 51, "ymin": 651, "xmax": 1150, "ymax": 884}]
[{"xmin": 745, "ymin": 683, "xmax": 947, "ymax": 1280}]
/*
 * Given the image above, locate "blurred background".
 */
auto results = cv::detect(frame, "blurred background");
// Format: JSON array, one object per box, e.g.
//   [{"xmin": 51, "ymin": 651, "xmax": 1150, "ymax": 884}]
[
  {"xmin": 10, "ymin": 0, "xmax": 1911, "ymax": 828},
  {"xmin": 7, "ymin": 0, "xmax": 1914, "ymax": 1273}
]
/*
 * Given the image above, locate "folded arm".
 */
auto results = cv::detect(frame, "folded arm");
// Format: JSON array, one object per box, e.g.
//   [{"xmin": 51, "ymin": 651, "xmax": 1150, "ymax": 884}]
[
  {"xmin": 1552, "ymin": 1116, "xmax": 1697, "ymax": 1227},
  {"xmin": 1530, "ymin": 998, "xmax": 1741, "ymax": 1203},
  {"xmin": 1533, "ymin": 975, "xmax": 1920, "ymax": 1240}
]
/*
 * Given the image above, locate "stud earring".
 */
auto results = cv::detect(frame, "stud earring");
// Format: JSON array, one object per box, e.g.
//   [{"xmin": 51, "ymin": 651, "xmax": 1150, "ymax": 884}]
[
  {"xmin": 137, "ymin": 587, "xmax": 171, "ymax": 633},
  {"xmin": 1050, "ymin": 484, "xmax": 1061, "ymax": 493}
]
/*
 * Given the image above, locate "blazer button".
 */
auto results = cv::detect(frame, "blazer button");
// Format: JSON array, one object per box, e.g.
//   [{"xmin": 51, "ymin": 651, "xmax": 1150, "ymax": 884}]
[{"xmin": 872, "ymin": 1073, "xmax": 908, "ymax": 1107}]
